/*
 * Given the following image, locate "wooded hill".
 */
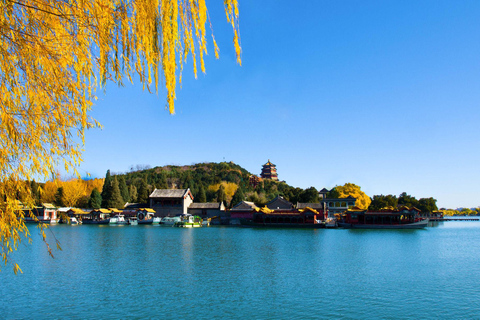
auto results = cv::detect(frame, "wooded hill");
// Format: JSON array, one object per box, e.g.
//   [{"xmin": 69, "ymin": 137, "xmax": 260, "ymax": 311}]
[{"xmin": 108, "ymin": 161, "xmax": 318, "ymax": 208}]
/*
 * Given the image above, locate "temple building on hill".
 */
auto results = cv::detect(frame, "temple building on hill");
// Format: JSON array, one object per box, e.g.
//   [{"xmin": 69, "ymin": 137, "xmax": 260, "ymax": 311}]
[
  {"xmin": 249, "ymin": 175, "xmax": 261, "ymax": 188},
  {"xmin": 260, "ymin": 159, "xmax": 278, "ymax": 181}
]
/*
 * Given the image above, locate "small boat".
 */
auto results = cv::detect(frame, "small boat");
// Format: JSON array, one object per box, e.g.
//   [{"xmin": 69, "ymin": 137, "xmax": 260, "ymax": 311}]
[
  {"xmin": 138, "ymin": 218, "xmax": 153, "ymax": 225},
  {"xmin": 160, "ymin": 216, "xmax": 181, "ymax": 225},
  {"xmin": 174, "ymin": 214, "xmax": 202, "ymax": 228},
  {"xmin": 152, "ymin": 217, "xmax": 161, "ymax": 224},
  {"xmin": 81, "ymin": 218, "xmax": 110, "ymax": 225},
  {"xmin": 136, "ymin": 208, "xmax": 156, "ymax": 224},
  {"xmin": 325, "ymin": 218, "xmax": 337, "ymax": 228},
  {"xmin": 69, "ymin": 217, "xmax": 80, "ymax": 225},
  {"xmin": 83, "ymin": 209, "xmax": 111, "ymax": 224},
  {"xmin": 109, "ymin": 214, "xmax": 127, "ymax": 225},
  {"xmin": 338, "ymin": 207, "xmax": 428, "ymax": 229},
  {"xmin": 127, "ymin": 217, "xmax": 138, "ymax": 225}
]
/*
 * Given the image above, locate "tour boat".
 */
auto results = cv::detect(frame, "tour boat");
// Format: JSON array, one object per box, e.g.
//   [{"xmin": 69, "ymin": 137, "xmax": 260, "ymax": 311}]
[
  {"xmin": 69, "ymin": 217, "xmax": 80, "ymax": 225},
  {"xmin": 240, "ymin": 206, "xmax": 326, "ymax": 228},
  {"xmin": 174, "ymin": 214, "xmax": 202, "ymax": 228},
  {"xmin": 137, "ymin": 218, "xmax": 153, "ymax": 225},
  {"xmin": 127, "ymin": 217, "xmax": 138, "ymax": 225},
  {"xmin": 159, "ymin": 216, "xmax": 181, "ymax": 225},
  {"xmin": 338, "ymin": 207, "xmax": 428, "ymax": 229},
  {"xmin": 82, "ymin": 209, "xmax": 111, "ymax": 224},
  {"xmin": 81, "ymin": 218, "xmax": 110, "ymax": 225},
  {"xmin": 137, "ymin": 209, "xmax": 156, "ymax": 224},
  {"xmin": 109, "ymin": 214, "xmax": 127, "ymax": 225}
]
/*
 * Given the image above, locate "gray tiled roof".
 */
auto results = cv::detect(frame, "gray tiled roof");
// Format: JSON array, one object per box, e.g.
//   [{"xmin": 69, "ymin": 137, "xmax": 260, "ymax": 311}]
[
  {"xmin": 266, "ymin": 196, "xmax": 294, "ymax": 210},
  {"xmin": 149, "ymin": 189, "xmax": 188, "ymax": 198},
  {"xmin": 189, "ymin": 203, "xmax": 222, "ymax": 209},
  {"xmin": 231, "ymin": 201, "xmax": 258, "ymax": 210},
  {"xmin": 297, "ymin": 203, "xmax": 324, "ymax": 209}
]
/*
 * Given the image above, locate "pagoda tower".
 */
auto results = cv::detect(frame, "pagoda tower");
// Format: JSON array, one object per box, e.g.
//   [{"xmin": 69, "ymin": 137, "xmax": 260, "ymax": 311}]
[{"xmin": 260, "ymin": 159, "xmax": 278, "ymax": 181}]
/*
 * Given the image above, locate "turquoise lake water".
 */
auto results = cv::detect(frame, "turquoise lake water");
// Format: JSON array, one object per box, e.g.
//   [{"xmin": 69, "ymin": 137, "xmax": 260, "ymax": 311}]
[{"xmin": 2, "ymin": 221, "xmax": 480, "ymax": 319}]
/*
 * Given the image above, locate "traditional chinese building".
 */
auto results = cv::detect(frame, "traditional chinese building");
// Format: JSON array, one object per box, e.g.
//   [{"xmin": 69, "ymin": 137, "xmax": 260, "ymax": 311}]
[
  {"xmin": 260, "ymin": 159, "xmax": 278, "ymax": 181},
  {"xmin": 229, "ymin": 201, "xmax": 259, "ymax": 224},
  {"xmin": 149, "ymin": 188, "xmax": 194, "ymax": 217},
  {"xmin": 321, "ymin": 196, "xmax": 357, "ymax": 217},
  {"xmin": 266, "ymin": 195, "xmax": 294, "ymax": 211},
  {"xmin": 188, "ymin": 202, "xmax": 226, "ymax": 219},
  {"xmin": 249, "ymin": 175, "xmax": 261, "ymax": 188}
]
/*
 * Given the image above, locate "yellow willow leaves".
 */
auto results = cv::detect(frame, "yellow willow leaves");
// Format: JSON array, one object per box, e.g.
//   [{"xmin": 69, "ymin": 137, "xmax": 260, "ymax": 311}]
[{"xmin": 1, "ymin": 0, "xmax": 240, "ymax": 272}]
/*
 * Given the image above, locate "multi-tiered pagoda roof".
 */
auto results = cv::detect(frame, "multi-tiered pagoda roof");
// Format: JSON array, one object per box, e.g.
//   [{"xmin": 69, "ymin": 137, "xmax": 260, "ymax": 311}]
[{"xmin": 260, "ymin": 159, "xmax": 278, "ymax": 181}]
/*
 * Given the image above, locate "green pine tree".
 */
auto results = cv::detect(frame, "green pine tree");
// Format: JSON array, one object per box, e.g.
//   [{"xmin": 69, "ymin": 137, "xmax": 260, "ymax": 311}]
[
  {"xmin": 230, "ymin": 188, "xmax": 245, "ymax": 208},
  {"xmin": 88, "ymin": 188, "xmax": 102, "ymax": 209},
  {"xmin": 196, "ymin": 184, "xmax": 207, "ymax": 203},
  {"xmin": 137, "ymin": 178, "xmax": 150, "ymax": 204},
  {"xmin": 105, "ymin": 177, "xmax": 124, "ymax": 209},
  {"xmin": 118, "ymin": 176, "xmax": 130, "ymax": 203},
  {"xmin": 158, "ymin": 173, "xmax": 168, "ymax": 189},
  {"xmin": 101, "ymin": 170, "xmax": 112, "ymax": 208},
  {"xmin": 129, "ymin": 184, "xmax": 138, "ymax": 203}
]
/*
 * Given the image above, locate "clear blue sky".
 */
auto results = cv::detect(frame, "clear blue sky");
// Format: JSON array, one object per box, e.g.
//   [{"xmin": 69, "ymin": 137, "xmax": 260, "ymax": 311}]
[{"xmin": 80, "ymin": 1, "xmax": 480, "ymax": 209}]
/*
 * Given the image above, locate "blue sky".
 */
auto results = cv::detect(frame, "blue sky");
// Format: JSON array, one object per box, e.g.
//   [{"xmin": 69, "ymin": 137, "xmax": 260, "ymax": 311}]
[{"xmin": 80, "ymin": 1, "xmax": 480, "ymax": 209}]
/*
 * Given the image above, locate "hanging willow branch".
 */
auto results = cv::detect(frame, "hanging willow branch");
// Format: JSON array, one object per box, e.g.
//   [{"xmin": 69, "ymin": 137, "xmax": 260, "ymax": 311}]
[{"xmin": 0, "ymin": 0, "xmax": 241, "ymax": 273}]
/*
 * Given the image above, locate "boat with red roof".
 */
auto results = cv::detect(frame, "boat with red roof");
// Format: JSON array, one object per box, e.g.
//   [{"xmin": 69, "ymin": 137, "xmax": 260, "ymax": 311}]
[{"xmin": 338, "ymin": 206, "xmax": 428, "ymax": 229}]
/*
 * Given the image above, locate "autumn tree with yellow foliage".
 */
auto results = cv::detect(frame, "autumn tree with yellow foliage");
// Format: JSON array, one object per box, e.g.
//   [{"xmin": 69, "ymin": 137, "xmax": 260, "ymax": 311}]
[
  {"xmin": 334, "ymin": 183, "xmax": 372, "ymax": 210},
  {"xmin": 0, "ymin": 0, "xmax": 241, "ymax": 272}
]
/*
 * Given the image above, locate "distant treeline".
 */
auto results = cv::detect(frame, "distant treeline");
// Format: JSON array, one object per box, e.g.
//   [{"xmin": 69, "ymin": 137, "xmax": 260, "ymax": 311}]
[
  {"xmin": 22, "ymin": 162, "xmax": 465, "ymax": 214},
  {"xmin": 368, "ymin": 193, "xmax": 439, "ymax": 213},
  {"xmin": 443, "ymin": 208, "xmax": 480, "ymax": 216}
]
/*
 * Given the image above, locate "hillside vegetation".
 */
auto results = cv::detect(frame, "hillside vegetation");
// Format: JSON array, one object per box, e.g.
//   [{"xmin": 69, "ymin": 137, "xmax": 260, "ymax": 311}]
[{"xmin": 117, "ymin": 162, "xmax": 315, "ymax": 208}]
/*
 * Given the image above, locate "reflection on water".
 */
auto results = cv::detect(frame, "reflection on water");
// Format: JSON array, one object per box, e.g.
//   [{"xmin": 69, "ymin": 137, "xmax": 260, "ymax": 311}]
[{"xmin": 2, "ymin": 223, "xmax": 480, "ymax": 319}]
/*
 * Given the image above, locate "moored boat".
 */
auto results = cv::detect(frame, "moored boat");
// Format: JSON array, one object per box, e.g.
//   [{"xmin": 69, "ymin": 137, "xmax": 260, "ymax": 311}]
[
  {"xmin": 109, "ymin": 214, "xmax": 127, "ymax": 225},
  {"xmin": 69, "ymin": 217, "xmax": 80, "ymax": 225},
  {"xmin": 174, "ymin": 214, "xmax": 202, "ymax": 228},
  {"xmin": 81, "ymin": 218, "xmax": 110, "ymax": 225},
  {"xmin": 127, "ymin": 217, "xmax": 138, "ymax": 225},
  {"xmin": 136, "ymin": 208, "xmax": 156, "ymax": 224},
  {"xmin": 325, "ymin": 218, "xmax": 338, "ymax": 228},
  {"xmin": 338, "ymin": 206, "xmax": 428, "ymax": 229},
  {"xmin": 160, "ymin": 216, "xmax": 181, "ymax": 225},
  {"xmin": 241, "ymin": 206, "xmax": 326, "ymax": 228},
  {"xmin": 82, "ymin": 209, "xmax": 111, "ymax": 224}
]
